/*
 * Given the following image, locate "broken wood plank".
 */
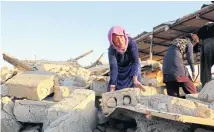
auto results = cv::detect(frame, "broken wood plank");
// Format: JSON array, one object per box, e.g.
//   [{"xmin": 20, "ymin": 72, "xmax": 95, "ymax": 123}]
[
  {"xmin": 3, "ymin": 53, "xmax": 34, "ymax": 71},
  {"xmin": 68, "ymin": 50, "xmax": 93, "ymax": 61},
  {"xmin": 85, "ymin": 53, "xmax": 104, "ymax": 69}
]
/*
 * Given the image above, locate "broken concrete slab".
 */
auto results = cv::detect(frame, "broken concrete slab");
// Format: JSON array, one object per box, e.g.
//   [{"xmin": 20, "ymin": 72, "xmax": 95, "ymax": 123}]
[
  {"xmin": 14, "ymin": 89, "xmax": 97, "ymax": 131},
  {"xmin": 90, "ymin": 77, "xmax": 108, "ymax": 96},
  {"xmin": 53, "ymin": 86, "xmax": 70, "ymax": 102},
  {"xmin": 135, "ymin": 113, "xmax": 191, "ymax": 132},
  {"xmin": 0, "ymin": 67, "xmax": 15, "ymax": 84},
  {"xmin": 5, "ymin": 71, "xmax": 58, "ymax": 101},
  {"xmin": 101, "ymin": 88, "xmax": 141, "ymax": 115},
  {"xmin": 108, "ymin": 105, "xmax": 214, "ymax": 127},
  {"xmin": 40, "ymin": 63, "xmax": 91, "ymax": 83},
  {"xmin": 101, "ymin": 87, "xmax": 164, "ymax": 115},
  {"xmin": 1, "ymin": 84, "xmax": 8, "ymax": 96},
  {"xmin": 140, "ymin": 94, "xmax": 213, "ymax": 119},
  {"xmin": 44, "ymin": 110, "xmax": 92, "ymax": 132},
  {"xmin": 1, "ymin": 97, "xmax": 22, "ymax": 132},
  {"xmin": 198, "ymin": 80, "xmax": 214, "ymax": 103}
]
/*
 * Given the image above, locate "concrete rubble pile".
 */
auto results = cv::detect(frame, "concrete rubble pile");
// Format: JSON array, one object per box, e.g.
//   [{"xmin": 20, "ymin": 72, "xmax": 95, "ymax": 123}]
[
  {"xmin": 1, "ymin": 52, "xmax": 214, "ymax": 132},
  {"xmin": 100, "ymin": 80, "xmax": 214, "ymax": 132},
  {"xmin": 1, "ymin": 53, "xmax": 99, "ymax": 132}
]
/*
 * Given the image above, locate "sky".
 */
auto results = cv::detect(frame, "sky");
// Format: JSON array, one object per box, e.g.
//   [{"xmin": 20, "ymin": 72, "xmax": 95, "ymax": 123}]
[{"xmin": 1, "ymin": 1, "xmax": 212, "ymax": 67}]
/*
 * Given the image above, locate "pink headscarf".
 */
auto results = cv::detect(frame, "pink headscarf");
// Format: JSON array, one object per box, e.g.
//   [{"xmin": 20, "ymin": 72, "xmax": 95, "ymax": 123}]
[{"xmin": 108, "ymin": 26, "xmax": 129, "ymax": 54}]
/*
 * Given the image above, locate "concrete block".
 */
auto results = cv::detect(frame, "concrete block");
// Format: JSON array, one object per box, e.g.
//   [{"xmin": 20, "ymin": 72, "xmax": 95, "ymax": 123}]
[
  {"xmin": 5, "ymin": 71, "xmax": 58, "ymax": 101},
  {"xmin": 198, "ymin": 80, "xmax": 214, "ymax": 103},
  {"xmin": 13, "ymin": 89, "xmax": 97, "ymax": 131},
  {"xmin": 1, "ymin": 84, "xmax": 8, "ymax": 96},
  {"xmin": 147, "ymin": 94, "xmax": 213, "ymax": 118},
  {"xmin": 90, "ymin": 80, "xmax": 108, "ymax": 96},
  {"xmin": 1, "ymin": 97, "xmax": 22, "ymax": 132},
  {"xmin": 44, "ymin": 110, "xmax": 92, "ymax": 132},
  {"xmin": 209, "ymin": 101, "xmax": 214, "ymax": 110},
  {"xmin": 53, "ymin": 86, "xmax": 70, "ymax": 102},
  {"xmin": 101, "ymin": 88, "xmax": 141, "ymax": 115},
  {"xmin": 42, "ymin": 64, "xmax": 91, "ymax": 83}
]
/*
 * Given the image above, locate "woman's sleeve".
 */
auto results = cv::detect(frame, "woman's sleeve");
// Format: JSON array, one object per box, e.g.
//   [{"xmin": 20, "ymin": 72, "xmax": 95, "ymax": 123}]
[
  {"xmin": 108, "ymin": 48, "xmax": 118, "ymax": 85},
  {"xmin": 129, "ymin": 40, "xmax": 140, "ymax": 76}
]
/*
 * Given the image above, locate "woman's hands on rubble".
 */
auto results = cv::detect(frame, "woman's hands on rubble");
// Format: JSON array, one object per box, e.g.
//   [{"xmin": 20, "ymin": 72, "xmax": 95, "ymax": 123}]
[
  {"xmin": 133, "ymin": 76, "xmax": 146, "ymax": 92},
  {"xmin": 110, "ymin": 85, "xmax": 116, "ymax": 92}
]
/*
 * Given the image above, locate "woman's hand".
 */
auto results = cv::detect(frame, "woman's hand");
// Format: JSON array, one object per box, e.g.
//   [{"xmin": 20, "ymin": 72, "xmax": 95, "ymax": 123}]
[
  {"xmin": 133, "ymin": 76, "xmax": 146, "ymax": 92},
  {"xmin": 110, "ymin": 85, "xmax": 116, "ymax": 92},
  {"xmin": 134, "ymin": 81, "xmax": 146, "ymax": 92}
]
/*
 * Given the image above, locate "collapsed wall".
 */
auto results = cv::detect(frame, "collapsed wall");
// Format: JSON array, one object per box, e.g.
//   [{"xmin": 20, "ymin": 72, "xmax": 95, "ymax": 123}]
[
  {"xmin": 1, "ymin": 97, "xmax": 22, "ymax": 132},
  {"xmin": 13, "ymin": 89, "xmax": 97, "ymax": 131}
]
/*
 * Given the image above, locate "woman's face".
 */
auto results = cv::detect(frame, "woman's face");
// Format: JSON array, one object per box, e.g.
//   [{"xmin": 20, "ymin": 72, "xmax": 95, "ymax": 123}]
[{"xmin": 112, "ymin": 33, "xmax": 126, "ymax": 49}]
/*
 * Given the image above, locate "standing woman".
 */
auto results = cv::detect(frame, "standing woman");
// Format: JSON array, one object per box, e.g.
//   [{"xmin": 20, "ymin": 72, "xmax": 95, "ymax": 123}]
[
  {"xmin": 162, "ymin": 34, "xmax": 199, "ymax": 98},
  {"xmin": 107, "ymin": 26, "xmax": 145, "ymax": 92}
]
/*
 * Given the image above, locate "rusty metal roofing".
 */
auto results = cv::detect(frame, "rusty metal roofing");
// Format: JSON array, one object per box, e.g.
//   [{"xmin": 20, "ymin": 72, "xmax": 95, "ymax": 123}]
[{"xmin": 134, "ymin": 3, "xmax": 214, "ymax": 64}]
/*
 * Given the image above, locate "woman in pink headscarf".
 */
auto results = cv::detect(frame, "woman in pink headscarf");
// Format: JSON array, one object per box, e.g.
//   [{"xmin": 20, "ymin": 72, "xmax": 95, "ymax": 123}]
[{"xmin": 107, "ymin": 26, "xmax": 145, "ymax": 92}]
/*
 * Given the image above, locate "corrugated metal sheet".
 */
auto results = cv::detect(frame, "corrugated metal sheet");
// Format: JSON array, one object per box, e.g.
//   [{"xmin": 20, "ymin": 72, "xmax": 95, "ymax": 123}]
[{"xmin": 135, "ymin": 3, "xmax": 214, "ymax": 64}]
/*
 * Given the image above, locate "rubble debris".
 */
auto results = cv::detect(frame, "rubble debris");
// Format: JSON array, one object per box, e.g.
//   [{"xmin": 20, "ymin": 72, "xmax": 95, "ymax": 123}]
[
  {"xmin": 135, "ymin": 113, "xmax": 192, "ymax": 132},
  {"xmin": 90, "ymin": 76, "xmax": 109, "ymax": 96},
  {"xmin": 44, "ymin": 110, "xmax": 92, "ymax": 132},
  {"xmin": 13, "ymin": 89, "xmax": 97, "ymax": 131},
  {"xmin": 53, "ymin": 86, "xmax": 70, "ymax": 102},
  {"xmin": 210, "ymin": 101, "xmax": 214, "ymax": 110},
  {"xmin": 1, "ymin": 97, "xmax": 22, "ymax": 132},
  {"xmin": 105, "ymin": 126, "xmax": 121, "ymax": 132},
  {"xmin": 97, "ymin": 125, "xmax": 106, "ymax": 132},
  {"xmin": 98, "ymin": 112, "xmax": 109, "ymax": 125},
  {"xmin": 194, "ymin": 128, "xmax": 214, "ymax": 132},
  {"xmin": 101, "ymin": 88, "xmax": 141, "ymax": 115},
  {"xmin": 0, "ymin": 66, "xmax": 18, "ymax": 84},
  {"xmin": 140, "ymin": 94, "xmax": 213, "ymax": 119},
  {"xmin": 101, "ymin": 87, "xmax": 165, "ymax": 115},
  {"xmin": 88, "ymin": 65, "xmax": 109, "ymax": 76},
  {"xmin": 1, "ymin": 84, "xmax": 9, "ymax": 96},
  {"xmin": 198, "ymin": 80, "xmax": 214, "ymax": 103},
  {"xmin": 40, "ymin": 63, "xmax": 91, "ymax": 86},
  {"xmin": 3, "ymin": 52, "xmax": 35, "ymax": 71},
  {"xmin": 20, "ymin": 125, "xmax": 40, "ymax": 132},
  {"xmin": 68, "ymin": 50, "xmax": 93, "ymax": 61},
  {"xmin": 126, "ymin": 128, "xmax": 135, "ymax": 132},
  {"xmin": 5, "ymin": 71, "xmax": 58, "ymax": 101}
]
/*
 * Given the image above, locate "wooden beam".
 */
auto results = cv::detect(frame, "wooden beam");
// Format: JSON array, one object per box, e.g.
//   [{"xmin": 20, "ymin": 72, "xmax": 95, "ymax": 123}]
[
  {"xmin": 85, "ymin": 53, "xmax": 104, "ymax": 69},
  {"xmin": 3, "ymin": 53, "xmax": 34, "ymax": 71},
  {"xmin": 69, "ymin": 50, "xmax": 93, "ymax": 61}
]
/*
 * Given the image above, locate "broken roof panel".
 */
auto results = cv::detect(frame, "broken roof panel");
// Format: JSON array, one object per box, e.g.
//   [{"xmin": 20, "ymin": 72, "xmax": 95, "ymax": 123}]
[{"xmin": 135, "ymin": 3, "xmax": 214, "ymax": 64}]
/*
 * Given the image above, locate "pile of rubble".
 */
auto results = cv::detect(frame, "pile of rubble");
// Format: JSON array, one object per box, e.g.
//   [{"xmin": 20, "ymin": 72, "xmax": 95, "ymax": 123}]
[
  {"xmin": 1, "ymin": 52, "xmax": 104, "ymax": 132},
  {"xmin": 1, "ymin": 52, "xmax": 213, "ymax": 132},
  {"xmin": 100, "ymin": 80, "xmax": 214, "ymax": 132}
]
